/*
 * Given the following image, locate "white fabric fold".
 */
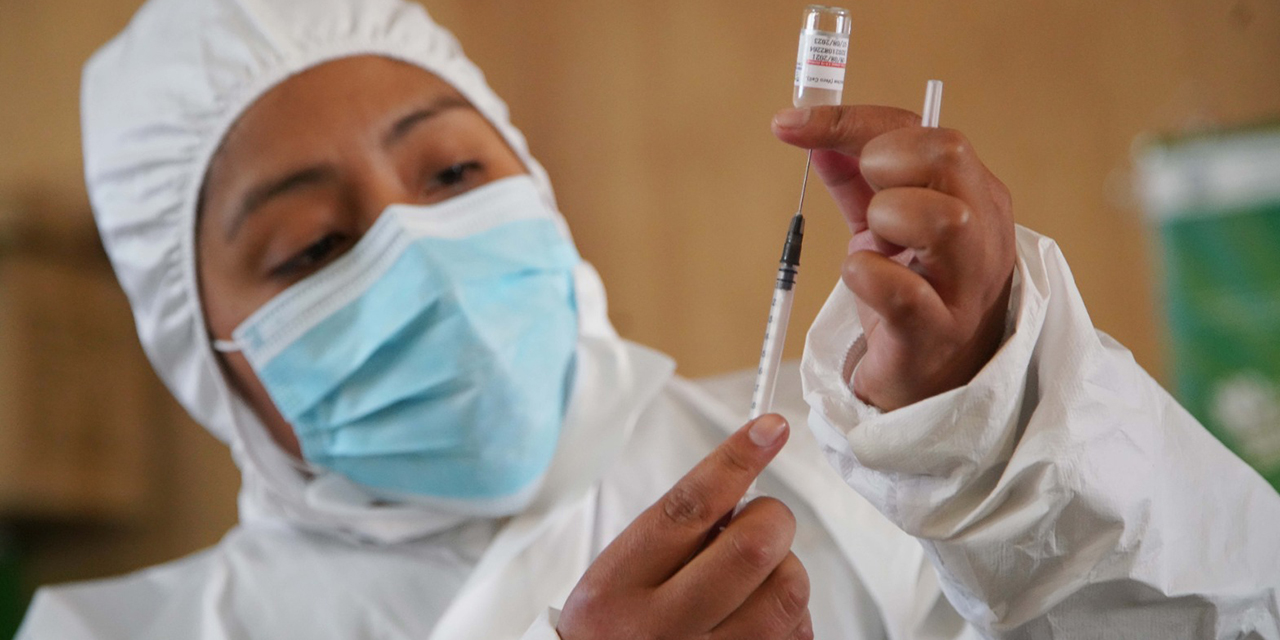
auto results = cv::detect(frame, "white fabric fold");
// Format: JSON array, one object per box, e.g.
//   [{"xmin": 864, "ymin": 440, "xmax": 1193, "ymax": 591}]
[
  {"xmin": 802, "ymin": 224, "xmax": 1280, "ymax": 638},
  {"xmin": 519, "ymin": 609, "xmax": 563, "ymax": 640}
]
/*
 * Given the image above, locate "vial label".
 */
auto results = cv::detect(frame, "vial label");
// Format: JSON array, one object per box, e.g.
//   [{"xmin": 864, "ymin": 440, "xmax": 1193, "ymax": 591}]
[{"xmin": 794, "ymin": 29, "xmax": 849, "ymax": 90}]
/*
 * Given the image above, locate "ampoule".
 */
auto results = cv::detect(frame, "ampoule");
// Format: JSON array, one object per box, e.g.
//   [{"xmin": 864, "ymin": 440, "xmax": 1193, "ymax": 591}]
[{"xmin": 793, "ymin": 5, "xmax": 852, "ymax": 108}]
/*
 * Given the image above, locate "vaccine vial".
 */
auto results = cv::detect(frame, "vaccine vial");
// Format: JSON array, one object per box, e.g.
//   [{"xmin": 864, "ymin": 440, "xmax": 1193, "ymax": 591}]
[{"xmin": 793, "ymin": 5, "xmax": 852, "ymax": 108}]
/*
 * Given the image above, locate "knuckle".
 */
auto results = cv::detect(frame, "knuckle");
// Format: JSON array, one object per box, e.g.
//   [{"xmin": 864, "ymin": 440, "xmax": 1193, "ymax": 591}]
[
  {"xmin": 842, "ymin": 250, "xmax": 873, "ymax": 283},
  {"xmin": 829, "ymin": 105, "xmax": 857, "ymax": 138},
  {"xmin": 933, "ymin": 200, "xmax": 972, "ymax": 239},
  {"xmin": 775, "ymin": 558, "xmax": 811, "ymax": 618},
  {"xmin": 840, "ymin": 255, "xmax": 872, "ymax": 299},
  {"xmin": 660, "ymin": 482, "xmax": 710, "ymax": 527},
  {"xmin": 751, "ymin": 497, "xmax": 797, "ymax": 538},
  {"xmin": 840, "ymin": 256, "xmax": 862, "ymax": 293},
  {"xmin": 865, "ymin": 190, "xmax": 895, "ymax": 221},
  {"xmin": 560, "ymin": 583, "xmax": 614, "ymax": 636},
  {"xmin": 774, "ymin": 577, "xmax": 810, "ymax": 623},
  {"xmin": 562, "ymin": 584, "xmax": 597, "ymax": 615},
  {"xmin": 792, "ymin": 620, "xmax": 816, "ymax": 640},
  {"xmin": 715, "ymin": 440, "xmax": 756, "ymax": 478},
  {"xmin": 728, "ymin": 529, "xmax": 778, "ymax": 571},
  {"xmin": 886, "ymin": 278, "xmax": 931, "ymax": 320},
  {"xmin": 860, "ymin": 135, "xmax": 891, "ymax": 169},
  {"xmin": 930, "ymin": 129, "xmax": 971, "ymax": 167}
]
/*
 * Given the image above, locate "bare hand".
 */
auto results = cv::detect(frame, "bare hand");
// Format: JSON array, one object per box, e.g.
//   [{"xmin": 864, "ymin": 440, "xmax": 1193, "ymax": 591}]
[
  {"xmin": 557, "ymin": 415, "xmax": 813, "ymax": 640},
  {"xmin": 772, "ymin": 105, "xmax": 1016, "ymax": 411}
]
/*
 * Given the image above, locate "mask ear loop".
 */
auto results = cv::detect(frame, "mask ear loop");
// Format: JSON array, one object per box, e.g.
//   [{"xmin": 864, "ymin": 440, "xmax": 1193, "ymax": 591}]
[
  {"xmin": 213, "ymin": 339, "xmax": 241, "ymax": 353},
  {"xmin": 213, "ymin": 337, "xmax": 322, "ymax": 475},
  {"xmin": 286, "ymin": 449, "xmax": 324, "ymax": 477}
]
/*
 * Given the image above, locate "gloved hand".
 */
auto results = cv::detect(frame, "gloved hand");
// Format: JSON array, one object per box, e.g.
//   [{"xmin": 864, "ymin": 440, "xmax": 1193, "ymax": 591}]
[
  {"xmin": 557, "ymin": 414, "xmax": 813, "ymax": 640},
  {"xmin": 772, "ymin": 105, "xmax": 1016, "ymax": 412}
]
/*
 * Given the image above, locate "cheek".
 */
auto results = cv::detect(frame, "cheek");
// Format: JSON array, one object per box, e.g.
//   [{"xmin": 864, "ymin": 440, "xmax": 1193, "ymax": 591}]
[
  {"xmin": 490, "ymin": 143, "xmax": 527, "ymax": 178},
  {"xmin": 197, "ymin": 234, "xmax": 240, "ymax": 339},
  {"xmin": 200, "ymin": 231, "xmax": 303, "ymax": 456},
  {"xmin": 225, "ymin": 355, "xmax": 271, "ymax": 414},
  {"xmin": 198, "ymin": 259, "xmax": 265, "ymax": 342},
  {"xmin": 196, "ymin": 227, "xmax": 286, "ymax": 339},
  {"xmin": 219, "ymin": 350, "xmax": 302, "ymax": 457}
]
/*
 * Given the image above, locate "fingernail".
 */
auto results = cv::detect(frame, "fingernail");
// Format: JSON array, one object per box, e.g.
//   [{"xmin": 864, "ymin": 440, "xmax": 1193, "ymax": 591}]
[
  {"xmin": 773, "ymin": 108, "xmax": 811, "ymax": 129},
  {"xmin": 748, "ymin": 415, "xmax": 788, "ymax": 447}
]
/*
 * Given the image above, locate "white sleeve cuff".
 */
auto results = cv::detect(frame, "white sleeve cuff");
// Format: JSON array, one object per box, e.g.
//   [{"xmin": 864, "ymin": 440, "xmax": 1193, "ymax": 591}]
[
  {"xmin": 519, "ymin": 608, "xmax": 563, "ymax": 640},
  {"xmin": 799, "ymin": 227, "xmax": 1047, "ymax": 523}
]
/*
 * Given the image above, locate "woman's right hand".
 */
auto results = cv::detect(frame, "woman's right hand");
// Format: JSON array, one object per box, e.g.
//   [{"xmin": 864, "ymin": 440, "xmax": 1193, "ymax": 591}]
[{"xmin": 556, "ymin": 415, "xmax": 813, "ymax": 639}]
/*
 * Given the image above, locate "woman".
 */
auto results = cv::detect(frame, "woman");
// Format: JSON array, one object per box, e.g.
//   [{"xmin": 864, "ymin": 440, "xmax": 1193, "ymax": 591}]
[{"xmin": 19, "ymin": 0, "xmax": 1280, "ymax": 637}]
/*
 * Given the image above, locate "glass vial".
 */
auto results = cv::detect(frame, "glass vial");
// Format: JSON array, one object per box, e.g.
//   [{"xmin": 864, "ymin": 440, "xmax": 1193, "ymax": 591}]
[{"xmin": 793, "ymin": 5, "xmax": 852, "ymax": 108}]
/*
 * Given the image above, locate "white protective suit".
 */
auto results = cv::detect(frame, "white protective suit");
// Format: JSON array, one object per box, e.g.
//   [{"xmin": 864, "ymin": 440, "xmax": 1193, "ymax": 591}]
[{"xmin": 18, "ymin": 0, "xmax": 1280, "ymax": 637}]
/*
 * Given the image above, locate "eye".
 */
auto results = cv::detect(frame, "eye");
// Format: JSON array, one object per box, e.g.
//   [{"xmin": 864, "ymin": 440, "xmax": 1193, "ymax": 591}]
[
  {"xmin": 271, "ymin": 232, "xmax": 347, "ymax": 280},
  {"xmin": 425, "ymin": 161, "xmax": 483, "ymax": 197}
]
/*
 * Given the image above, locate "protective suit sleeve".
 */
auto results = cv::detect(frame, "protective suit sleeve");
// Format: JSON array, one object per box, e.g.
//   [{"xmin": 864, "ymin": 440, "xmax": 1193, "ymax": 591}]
[
  {"xmin": 800, "ymin": 225, "xmax": 1280, "ymax": 638},
  {"xmin": 519, "ymin": 608, "xmax": 563, "ymax": 639},
  {"xmin": 15, "ymin": 588, "xmax": 102, "ymax": 640}
]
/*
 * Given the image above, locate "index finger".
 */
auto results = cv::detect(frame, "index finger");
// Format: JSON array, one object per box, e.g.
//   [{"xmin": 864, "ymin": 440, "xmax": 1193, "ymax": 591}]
[
  {"xmin": 610, "ymin": 414, "xmax": 790, "ymax": 587},
  {"xmin": 771, "ymin": 105, "xmax": 921, "ymax": 157}
]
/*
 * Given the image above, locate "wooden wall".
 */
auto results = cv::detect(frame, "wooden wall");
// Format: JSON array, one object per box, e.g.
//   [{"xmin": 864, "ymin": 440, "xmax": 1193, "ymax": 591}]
[{"xmin": 1, "ymin": 0, "xmax": 1278, "ymax": 591}]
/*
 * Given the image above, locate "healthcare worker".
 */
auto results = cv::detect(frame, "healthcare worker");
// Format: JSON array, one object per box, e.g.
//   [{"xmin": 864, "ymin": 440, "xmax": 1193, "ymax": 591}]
[{"xmin": 18, "ymin": 0, "xmax": 1280, "ymax": 637}]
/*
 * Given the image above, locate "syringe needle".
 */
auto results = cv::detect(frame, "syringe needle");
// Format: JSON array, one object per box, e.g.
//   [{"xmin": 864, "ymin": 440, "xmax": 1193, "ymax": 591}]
[{"xmin": 797, "ymin": 150, "xmax": 813, "ymax": 214}]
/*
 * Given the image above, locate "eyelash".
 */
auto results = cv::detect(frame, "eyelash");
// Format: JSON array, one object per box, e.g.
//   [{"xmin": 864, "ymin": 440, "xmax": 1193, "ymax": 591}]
[
  {"xmin": 271, "ymin": 232, "xmax": 346, "ymax": 279},
  {"xmin": 269, "ymin": 161, "xmax": 486, "ymax": 281},
  {"xmin": 428, "ymin": 161, "xmax": 483, "ymax": 195}
]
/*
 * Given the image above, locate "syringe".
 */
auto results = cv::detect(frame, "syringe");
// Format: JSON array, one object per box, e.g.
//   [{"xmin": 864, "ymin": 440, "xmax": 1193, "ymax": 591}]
[{"xmin": 747, "ymin": 4, "xmax": 851, "ymax": 420}]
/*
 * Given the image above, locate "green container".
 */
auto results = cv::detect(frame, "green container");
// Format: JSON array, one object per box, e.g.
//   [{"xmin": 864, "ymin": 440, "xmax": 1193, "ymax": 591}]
[{"xmin": 1138, "ymin": 123, "xmax": 1280, "ymax": 492}]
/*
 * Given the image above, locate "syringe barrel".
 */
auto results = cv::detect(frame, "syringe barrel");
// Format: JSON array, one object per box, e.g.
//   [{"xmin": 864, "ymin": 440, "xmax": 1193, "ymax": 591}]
[
  {"xmin": 749, "ymin": 285, "xmax": 796, "ymax": 420},
  {"xmin": 793, "ymin": 5, "xmax": 852, "ymax": 108}
]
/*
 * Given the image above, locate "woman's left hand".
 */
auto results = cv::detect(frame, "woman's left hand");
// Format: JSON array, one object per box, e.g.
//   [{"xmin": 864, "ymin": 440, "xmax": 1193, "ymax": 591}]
[{"xmin": 772, "ymin": 105, "xmax": 1017, "ymax": 412}]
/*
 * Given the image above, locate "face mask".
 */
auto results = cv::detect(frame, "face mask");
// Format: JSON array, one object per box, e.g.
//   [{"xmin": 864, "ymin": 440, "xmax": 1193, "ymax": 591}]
[{"xmin": 214, "ymin": 176, "xmax": 581, "ymax": 516}]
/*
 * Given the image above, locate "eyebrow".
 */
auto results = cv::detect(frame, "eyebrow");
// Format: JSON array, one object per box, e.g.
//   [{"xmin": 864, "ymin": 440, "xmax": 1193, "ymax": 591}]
[
  {"xmin": 226, "ymin": 164, "xmax": 338, "ymax": 241},
  {"xmin": 224, "ymin": 95, "xmax": 472, "ymax": 241},
  {"xmin": 382, "ymin": 95, "xmax": 470, "ymax": 148}
]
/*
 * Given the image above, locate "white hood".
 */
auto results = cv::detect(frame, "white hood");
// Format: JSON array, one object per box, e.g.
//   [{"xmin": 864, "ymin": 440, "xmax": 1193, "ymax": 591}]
[{"xmin": 81, "ymin": 0, "xmax": 630, "ymax": 543}]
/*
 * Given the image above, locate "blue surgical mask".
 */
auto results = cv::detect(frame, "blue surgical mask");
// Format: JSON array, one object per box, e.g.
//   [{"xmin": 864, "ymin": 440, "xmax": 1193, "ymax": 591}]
[{"xmin": 214, "ymin": 176, "xmax": 580, "ymax": 516}]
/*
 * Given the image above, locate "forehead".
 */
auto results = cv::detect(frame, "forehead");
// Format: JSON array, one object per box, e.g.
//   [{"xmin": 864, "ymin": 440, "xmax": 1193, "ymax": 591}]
[{"xmin": 212, "ymin": 55, "xmax": 464, "ymax": 168}]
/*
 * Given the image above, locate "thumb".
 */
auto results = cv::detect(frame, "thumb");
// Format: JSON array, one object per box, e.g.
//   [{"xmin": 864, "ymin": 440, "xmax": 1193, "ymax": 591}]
[{"xmin": 772, "ymin": 104, "xmax": 919, "ymax": 156}]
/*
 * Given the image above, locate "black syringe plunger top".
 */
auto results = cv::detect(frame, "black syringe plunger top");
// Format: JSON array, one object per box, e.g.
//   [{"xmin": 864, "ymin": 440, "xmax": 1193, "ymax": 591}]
[{"xmin": 780, "ymin": 212, "xmax": 805, "ymax": 268}]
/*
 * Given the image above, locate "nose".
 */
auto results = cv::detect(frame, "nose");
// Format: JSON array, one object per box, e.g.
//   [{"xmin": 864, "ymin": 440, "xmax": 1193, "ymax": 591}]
[{"xmin": 350, "ymin": 161, "xmax": 416, "ymax": 233}]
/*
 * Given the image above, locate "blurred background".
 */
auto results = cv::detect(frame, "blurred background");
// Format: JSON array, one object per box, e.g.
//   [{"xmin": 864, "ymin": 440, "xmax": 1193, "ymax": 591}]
[{"xmin": 1, "ymin": 0, "xmax": 1278, "ymax": 634}]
